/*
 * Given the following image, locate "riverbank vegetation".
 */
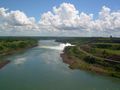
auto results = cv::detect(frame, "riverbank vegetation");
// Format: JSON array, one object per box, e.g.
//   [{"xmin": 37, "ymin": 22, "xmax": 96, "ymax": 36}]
[
  {"xmin": 0, "ymin": 37, "xmax": 38, "ymax": 68},
  {"xmin": 59, "ymin": 37, "xmax": 120, "ymax": 78},
  {"xmin": 0, "ymin": 38, "xmax": 38, "ymax": 56}
]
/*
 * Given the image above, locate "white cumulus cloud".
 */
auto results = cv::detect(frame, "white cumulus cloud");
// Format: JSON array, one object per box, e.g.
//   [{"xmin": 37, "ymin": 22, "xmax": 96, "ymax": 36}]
[
  {"xmin": 0, "ymin": 3, "xmax": 120, "ymax": 36},
  {"xmin": 39, "ymin": 3, "xmax": 120, "ymax": 36},
  {"xmin": 39, "ymin": 3, "xmax": 93, "ymax": 31},
  {"xmin": 0, "ymin": 8, "xmax": 38, "ymax": 31}
]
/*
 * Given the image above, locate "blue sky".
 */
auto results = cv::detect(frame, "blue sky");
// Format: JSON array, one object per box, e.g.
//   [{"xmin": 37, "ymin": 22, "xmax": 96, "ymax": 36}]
[
  {"xmin": 0, "ymin": 0, "xmax": 120, "ymax": 21},
  {"xmin": 0, "ymin": 0, "xmax": 120, "ymax": 36}
]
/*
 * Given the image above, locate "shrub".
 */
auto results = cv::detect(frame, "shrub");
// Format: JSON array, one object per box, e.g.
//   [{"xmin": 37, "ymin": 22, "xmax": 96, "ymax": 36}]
[{"xmin": 84, "ymin": 56, "xmax": 96, "ymax": 64}]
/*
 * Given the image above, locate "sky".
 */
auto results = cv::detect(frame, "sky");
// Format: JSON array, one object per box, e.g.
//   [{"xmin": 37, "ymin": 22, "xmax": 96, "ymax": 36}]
[{"xmin": 0, "ymin": 0, "xmax": 120, "ymax": 37}]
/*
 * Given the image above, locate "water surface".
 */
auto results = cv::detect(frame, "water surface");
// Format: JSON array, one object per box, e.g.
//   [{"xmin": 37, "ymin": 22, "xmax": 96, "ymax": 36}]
[{"xmin": 0, "ymin": 40, "xmax": 120, "ymax": 90}]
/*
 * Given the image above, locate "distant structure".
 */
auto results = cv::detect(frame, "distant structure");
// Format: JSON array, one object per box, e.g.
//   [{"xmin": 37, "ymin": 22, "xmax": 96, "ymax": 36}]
[{"xmin": 110, "ymin": 35, "xmax": 112, "ymax": 38}]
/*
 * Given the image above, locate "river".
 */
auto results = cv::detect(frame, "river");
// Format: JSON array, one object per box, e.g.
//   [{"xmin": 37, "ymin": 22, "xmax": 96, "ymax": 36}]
[{"xmin": 0, "ymin": 40, "xmax": 120, "ymax": 90}]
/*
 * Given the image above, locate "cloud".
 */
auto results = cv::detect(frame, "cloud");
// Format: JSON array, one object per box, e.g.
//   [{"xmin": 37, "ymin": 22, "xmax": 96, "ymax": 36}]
[
  {"xmin": 39, "ymin": 3, "xmax": 120, "ymax": 36},
  {"xmin": 0, "ymin": 3, "xmax": 120, "ymax": 36},
  {"xmin": 0, "ymin": 8, "xmax": 38, "ymax": 31},
  {"xmin": 39, "ymin": 3, "xmax": 93, "ymax": 31},
  {"xmin": 91, "ymin": 6, "xmax": 120, "ymax": 32}
]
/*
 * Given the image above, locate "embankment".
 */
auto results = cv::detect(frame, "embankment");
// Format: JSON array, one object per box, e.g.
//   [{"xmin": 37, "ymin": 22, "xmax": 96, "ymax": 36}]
[{"xmin": 61, "ymin": 46, "xmax": 120, "ymax": 78}]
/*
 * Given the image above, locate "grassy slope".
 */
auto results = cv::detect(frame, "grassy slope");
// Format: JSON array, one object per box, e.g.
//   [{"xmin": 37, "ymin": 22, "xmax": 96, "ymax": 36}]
[
  {"xmin": 0, "ymin": 38, "xmax": 38, "ymax": 57},
  {"xmin": 60, "ymin": 37, "xmax": 120, "ymax": 78}
]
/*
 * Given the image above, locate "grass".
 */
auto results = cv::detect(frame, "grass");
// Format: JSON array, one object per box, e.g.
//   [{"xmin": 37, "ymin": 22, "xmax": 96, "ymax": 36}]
[
  {"xmin": 63, "ymin": 46, "xmax": 120, "ymax": 78},
  {"xmin": 95, "ymin": 48, "xmax": 120, "ymax": 55},
  {"xmin": 60, "ymin": 37, "xmax": 120, "ymax": 78},
  {"xmin": 0, "ymin": 39, "xmax": 38, "ymax": 56},
  {"xmin": 91, "ymin": 43, "xmax": 120, "ymax": 50}
]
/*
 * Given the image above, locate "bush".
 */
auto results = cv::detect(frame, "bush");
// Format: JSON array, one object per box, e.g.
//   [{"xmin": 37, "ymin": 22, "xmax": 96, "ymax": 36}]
[{"xmin": 84, "ymin": 56, "xmax": 96, "ymax": 64}]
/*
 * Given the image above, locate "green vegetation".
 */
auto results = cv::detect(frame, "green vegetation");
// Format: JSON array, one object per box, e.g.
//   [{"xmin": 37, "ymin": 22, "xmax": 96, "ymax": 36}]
[
  {"xmin": 0, "ymin": 37, "xmax": 38, "ymax": 69},
  {"xmin": 0, "ymin": 38, "xmax": 38, "ymax": 56},
  {"xmin": 91, "ymin": 43, "xmax": 120, "ymax": 50},
  {"xmin": 60, "ymin": 37, "xmax": 120, "ymax": 78}
]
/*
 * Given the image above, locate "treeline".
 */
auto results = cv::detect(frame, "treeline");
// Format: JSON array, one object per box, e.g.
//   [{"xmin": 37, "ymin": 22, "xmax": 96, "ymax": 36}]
[
  {"xmin": 56, "ymin": 37, "xmax": 120, "ymax": 44},
  {"xmin": 0, "ymin": 38, "xmax": 38, "ymax": 56},
  {"xmin": 91, "ymin": 43, "xmax": 120, "ymax": 50}
]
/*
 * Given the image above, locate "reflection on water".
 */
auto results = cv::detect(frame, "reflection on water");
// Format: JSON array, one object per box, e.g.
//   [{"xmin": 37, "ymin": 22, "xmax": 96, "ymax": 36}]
[
  {"xmin": 14, "ymin": 57, "xmax": 27, "ymax": 65},
  {"xmin": 0, "ymin": 40, "xmax": 120, "ymax": 90}
]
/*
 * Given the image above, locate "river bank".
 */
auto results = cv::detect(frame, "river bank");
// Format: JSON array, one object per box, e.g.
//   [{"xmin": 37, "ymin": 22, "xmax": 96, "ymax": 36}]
[
  {"xmin": 0, "ymin": 39, "xmax": 38, "ymax": 68},
  {"xmin": 0, "ymin": 44, "xmax": 38, "ymax": 56},
  {"xmin": 0, "ymin": 39, "xmax": 38, "ymax": 56},
  {"xmin": 0, "ymin": 60, "xmax": 10, "ymax": 69},
  {"xmin": 61, "ymin": 46, "xmax": 120, "ymax": 78}
]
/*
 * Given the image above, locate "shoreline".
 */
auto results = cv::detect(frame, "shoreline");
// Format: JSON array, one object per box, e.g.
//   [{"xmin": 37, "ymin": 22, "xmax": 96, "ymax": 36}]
[
  {"xmin": 61, "ymin": 47, "xmax": 120, "ymax": 78},
  {"xmin": 0, "ymin": 40, "xmax": 38, "ymax": 69},
  {"xmin": 0, "ymin": 60, "xmax": 10, "ymax": 69},
  {"xmin": 0, "ymin": 44, "xmax": 38, "ymax": 56},
  {"xmin": 0, "ymin": 43, "xmax": 38, "ymax": 69},
  {"xmin": 61, "ymin": 53, "xmax": 108, "ymax": 74}
]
